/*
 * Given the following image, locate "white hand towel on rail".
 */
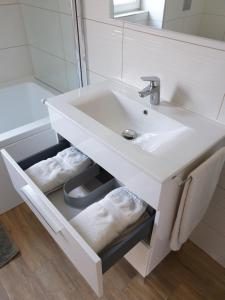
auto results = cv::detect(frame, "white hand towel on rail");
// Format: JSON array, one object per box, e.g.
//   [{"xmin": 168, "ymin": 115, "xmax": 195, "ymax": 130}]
[
  {"xmin": 70, "ymin": 187, "xmax": 147, "ymax": 253},
  {"xmin": 170, "ymin": 147, "xmax": 225, "ymax": 251},
  {"xmin": 26, "ymin": 147, "xmax": 92, "ymax": 194}
]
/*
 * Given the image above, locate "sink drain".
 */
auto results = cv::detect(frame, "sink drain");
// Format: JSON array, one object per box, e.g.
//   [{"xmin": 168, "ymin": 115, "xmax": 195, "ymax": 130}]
[{"xmin": 121, "ymin": 129, "xmax": 138, "ymax": 140}]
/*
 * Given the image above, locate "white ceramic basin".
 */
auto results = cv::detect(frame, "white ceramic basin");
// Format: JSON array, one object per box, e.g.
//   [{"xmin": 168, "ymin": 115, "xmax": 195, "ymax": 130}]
[
  {"xmin": 72, "ymin": 88, "xmax": 192, "ymax": 154},
  {"xmin": 46, "ymin": 80, "xmax": 225, "ymax": 182}
]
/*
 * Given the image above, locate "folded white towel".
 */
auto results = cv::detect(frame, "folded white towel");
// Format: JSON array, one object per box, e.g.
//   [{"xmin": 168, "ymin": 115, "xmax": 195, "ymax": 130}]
[
  {"xmin": 70, "ymin": 187, "xmax": 147, "ymax": 253},
  {"xmin": 26, "ymin": 147, "xmax": 92, "ymax": 194},
  {"xmin": 170, "ymin": 147, "xmax": 225, "ymax": 251}
]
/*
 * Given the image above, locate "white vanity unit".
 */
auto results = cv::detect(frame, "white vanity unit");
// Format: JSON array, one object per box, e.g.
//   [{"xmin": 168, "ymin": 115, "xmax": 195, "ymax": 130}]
[{"xmin": 2, "ymin": 80, "xmax": 225, "ymax": 297}]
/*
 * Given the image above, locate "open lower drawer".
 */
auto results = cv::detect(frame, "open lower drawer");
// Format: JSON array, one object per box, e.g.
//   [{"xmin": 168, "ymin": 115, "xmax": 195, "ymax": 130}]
[{"xmin": 1, "ymin": 140, "xmax": 155, "ymax": 297}]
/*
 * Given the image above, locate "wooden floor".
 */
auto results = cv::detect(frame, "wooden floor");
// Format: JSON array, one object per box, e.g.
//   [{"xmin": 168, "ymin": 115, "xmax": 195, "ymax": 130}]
[{"xmin": 0, "ymin": 204, "xmax": 225, "ymax": 300}]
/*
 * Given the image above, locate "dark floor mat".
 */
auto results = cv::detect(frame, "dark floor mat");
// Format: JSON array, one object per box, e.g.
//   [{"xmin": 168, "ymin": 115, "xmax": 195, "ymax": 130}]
[{"xmin": 0, "ymin": 224, "xmax": 20, "ymax": 268}]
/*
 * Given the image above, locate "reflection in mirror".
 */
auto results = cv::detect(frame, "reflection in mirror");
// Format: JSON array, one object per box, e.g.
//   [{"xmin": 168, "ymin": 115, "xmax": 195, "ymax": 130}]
[{"xmin": 113, "ymin": 0, "xmax": 225, "ymax": 42}]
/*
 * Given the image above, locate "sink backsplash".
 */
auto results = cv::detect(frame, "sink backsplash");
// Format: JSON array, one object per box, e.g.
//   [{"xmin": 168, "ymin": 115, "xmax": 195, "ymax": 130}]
[{"xmin": 83, "ymin": 0, "xmax": 225, "ymax": 124}]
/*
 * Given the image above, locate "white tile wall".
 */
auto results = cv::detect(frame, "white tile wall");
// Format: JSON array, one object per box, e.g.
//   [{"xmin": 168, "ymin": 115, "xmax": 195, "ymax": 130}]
[
  {"xmin": 85, "ymin": 20, "xmax": 123, "ymax": 80},
  {"xmin": 122, "ymin": 28, "xmax": 225, "ymax": 120},
  {"xmin": 213, "ymin": 187, "xmax": 225, "ymax": 209},
  {"xmin": 20, "ymin": 0, "xmax": 73, "ymax": 14},
  {"xmin": 88, "ymin": 70, "xmax": 106, "ymax": 85},
  {"xmin": 199, "ymin": 15, "xmax": 225, "ymax": 41},
  {"xmin": 0, "ymin": 1, "xmax": 18, "ymax": 4},
  {"xmin": 83, "ymin": 1, "xmax": 225, "ymax": 121},
  {"xmin": 191, "ymin": 185, "xmax": 225, "ymax": 268},
  {"xmin": 204, "ymin": 0, "xmax": 225, "ymax": 15},
  {"xmin": 146, "ymin": 0, "xmax": 225, "ymax": 42},
  {"xmin": 58, "ymin": 0, "xmax": 72, "ymax": 15},
  {"xmin": 217, "ymin": 95, "xmax": 225, "ymax": 124},
  {"xmin": 183, "ymin": 15, "xmax": 201, "ymax": 35},
  {"xmin": 21, "ymin": 5, "xmax": 64, "ymax": 58},
  {"xmin": 163, "ymin": 18, "xmax": 183, "ymax": 32},
  {"xmin": 0, "ymin": 4, "xmax": 26, "ymax": 49},
  {"xmin": 60, "ymin": 13, "xmax": 76, "ymax": 63},
  {"xmin": 66, "ymin": 61, "xmax": 80, "ymax": 91},
  {"xmin": 198, "ymin": 0, "xmax": 225, "ymax": 41},
  {"xmin": 30, "ymin": 46, "xmax": 68, "ymax": 92},
  {"xmin": 163, "ymin": 0, "xmax": 204, "ymax": 37},
  {"xmin": 0, "ymin": 46, "xmax": 32, "ymax": 82},
  {"xmin": 191, "ymin": 221, "xmax": 225, "ymax": 267},
  {"xmin": 205, "ymin": 205, "xmax": 225, "ymax": 237},
  {"xmin": 82, "ymin": 0, "xmax": 225, "ymax": 268},
  {"xmin": 164, "ymin": 0, "xmax": 204, "ymax": 21},
  {"xmin": 83, "ymin": 0, "xmax": 115, "ymax": 24},
  {"xmin": 0, "ymin": 2, "xmax": 32, "ymax": 83},
  {"xmin": 20, "ymin": 0, "xmax": 59, "ymax": 11},
  {"xmin": 21, "ymin": 0, "xmax": 79, "ymax": 92},
  {"xmin": 164, "ymin": 15, "xmax": 202, "ymax": 36},
  {"xmin": 192, "ymin": 144, "xmax": 225, "ymax": 268},
  {"xmin": 0, "ymin": 0, "xmax": 78, "ymax": 88}
]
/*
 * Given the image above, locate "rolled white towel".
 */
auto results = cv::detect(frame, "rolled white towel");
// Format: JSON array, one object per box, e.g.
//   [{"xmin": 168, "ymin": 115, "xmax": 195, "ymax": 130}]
[
  {"xmin": 70, "ymin": 187, "xmax": 147, "ymax": 253},
  {"xmin": 26, "ymin": 147, "xmax": 92, "ymax": 194}
]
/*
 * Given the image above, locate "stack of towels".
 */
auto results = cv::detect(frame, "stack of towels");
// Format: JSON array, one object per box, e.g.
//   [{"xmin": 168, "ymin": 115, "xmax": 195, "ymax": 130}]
[
  {"xmin": 26, "ymin": 146, "xmax": 148, "ymax": 253},
  {"xmin": 70, "ymin": 187, "xmax": 147, "ymax": 253},
  {"xmin": 26, "ymin": 147, "xmax": 92, "ymax": 194}
]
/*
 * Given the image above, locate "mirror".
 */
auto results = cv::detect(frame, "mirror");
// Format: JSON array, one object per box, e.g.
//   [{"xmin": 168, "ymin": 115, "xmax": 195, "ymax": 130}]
[{"xmin": 113, "ymin": 0, "xmax": 225, "ymax": 42}]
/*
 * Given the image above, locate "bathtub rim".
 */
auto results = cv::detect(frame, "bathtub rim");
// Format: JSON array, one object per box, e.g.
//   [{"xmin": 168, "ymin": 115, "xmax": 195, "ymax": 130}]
[
  {"xmin": 0, "ymin": 77, "xmax": 59, "ymax": 148},
  {"xmin": 0, "ymin": 76, "xmax": 60, "ymax": 94}
]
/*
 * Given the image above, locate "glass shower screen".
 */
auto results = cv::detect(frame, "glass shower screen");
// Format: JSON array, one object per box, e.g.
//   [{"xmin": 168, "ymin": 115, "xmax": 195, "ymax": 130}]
[{"xmin": 21, "ymin": 0, "xmax": 86, "ymax": 93}]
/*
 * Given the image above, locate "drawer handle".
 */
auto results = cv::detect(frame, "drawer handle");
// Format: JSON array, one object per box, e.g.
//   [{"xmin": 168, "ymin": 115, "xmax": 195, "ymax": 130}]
[{"xmin": 20, "ymin": 186, "xmax": 64, "ymax": 234}]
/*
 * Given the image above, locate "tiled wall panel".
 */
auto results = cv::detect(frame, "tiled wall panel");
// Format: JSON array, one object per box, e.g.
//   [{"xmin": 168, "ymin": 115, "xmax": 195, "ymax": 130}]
[
  {"xmin": 21, "ymin": 0, "xmax": 78, "ymax": 92},
  {"xmin": 0, "ymin": 2, "xmax": 32, "ymax": 83}
]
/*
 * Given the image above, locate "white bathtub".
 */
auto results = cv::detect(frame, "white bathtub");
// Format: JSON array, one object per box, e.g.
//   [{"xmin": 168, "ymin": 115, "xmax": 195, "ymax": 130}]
[
  {"xmin": 0, "ymin": 79, "xmax": 59, "ymax": 214},
  {"xmin": 0, "ymin": 79, "xmax": 58, "ymax": 147}
]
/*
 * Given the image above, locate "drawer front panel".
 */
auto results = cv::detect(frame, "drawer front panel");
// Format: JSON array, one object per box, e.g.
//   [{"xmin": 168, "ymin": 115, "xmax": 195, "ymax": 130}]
[
  {"xmin": 1, "ymin": 141, "xmax": 156, "ymax": 298},
  {"xmin": 1, "ymin": 149, "xmax": 103, "ymax": 297}
]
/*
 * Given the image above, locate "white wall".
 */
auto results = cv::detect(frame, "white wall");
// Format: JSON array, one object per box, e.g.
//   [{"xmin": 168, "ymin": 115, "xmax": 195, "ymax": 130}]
[
  {"xmin": 163, "ymin": 0, "xmax": 205, "ymax": 36},
  {"xmin": 0, "ymin": 0, "xmax": 80, "ymax": 90},
  {"xmin": 20, "ymin": 0, "xmax": 79, "ymax": 92},
  {"xmin": 82, "ymin": 0, "xmax": 225, "ymax": 267},
  {"xmin": 199, "ymin": 0, "xmax": 225, "ymax": 41},
  {"xmin": 0, "ymin": 0, "xmax": 32, "ymax": 83},
  {"xmin": 191, "ymin": 177, "xmax": 225, "ymax": 267},
  {"xmin": 163, "ymin": 0, "xmax": 225, "ymax": 41}
]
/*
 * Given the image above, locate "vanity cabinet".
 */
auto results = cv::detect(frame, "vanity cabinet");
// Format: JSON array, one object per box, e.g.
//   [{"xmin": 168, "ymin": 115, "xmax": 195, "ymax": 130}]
[
  {"xmin": 3, "ymin": 79, "xmax": 225, "ymax": 297},
  {"xmin": 0, "ymin": 99, "xmax": 199, "ymax": 297},
  {"xmin": 2, "ymin": 138, "xmax": 167, "ymax": 297},
  {"xmin": 1, "ymin": 114, "xmax": 221, "ymax": 297}
]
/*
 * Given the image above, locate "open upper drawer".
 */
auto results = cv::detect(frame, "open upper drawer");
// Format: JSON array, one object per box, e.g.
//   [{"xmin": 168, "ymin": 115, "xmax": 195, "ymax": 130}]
[{"xmin": 1, "ymin": 140, "xmax": 155, "ymax": 297}]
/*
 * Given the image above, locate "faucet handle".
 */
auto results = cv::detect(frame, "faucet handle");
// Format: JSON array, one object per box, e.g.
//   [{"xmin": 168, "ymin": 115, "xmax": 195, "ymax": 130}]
[{"xmin": 141, "ymin": 76, "xmax": 160, "ymax": 87}]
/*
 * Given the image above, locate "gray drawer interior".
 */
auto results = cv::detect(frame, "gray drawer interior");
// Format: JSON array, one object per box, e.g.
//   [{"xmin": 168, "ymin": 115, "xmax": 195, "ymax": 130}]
[{"xmin": 18, "ymin": 139, "xmax": 156, "ymax": 274}]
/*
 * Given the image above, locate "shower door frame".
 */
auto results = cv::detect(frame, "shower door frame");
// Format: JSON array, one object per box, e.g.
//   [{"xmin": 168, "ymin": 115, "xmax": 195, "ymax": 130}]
[{"xmin": 71, "ymin": 0, "xmax": 88, "ymax": 87}]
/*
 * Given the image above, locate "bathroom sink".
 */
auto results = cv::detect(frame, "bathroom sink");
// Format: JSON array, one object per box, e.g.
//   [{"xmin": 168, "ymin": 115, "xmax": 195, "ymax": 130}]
[
  {"xmin": 74, "ymin": 88, "xmax": 192, "ymax": 153},
  {"xmin": 76, "ymin": 89, "xmax": 184, "ymax": 134},
  {"xmin": 46, "ymin": 80, "xmax": 225, "ymax": 183}
]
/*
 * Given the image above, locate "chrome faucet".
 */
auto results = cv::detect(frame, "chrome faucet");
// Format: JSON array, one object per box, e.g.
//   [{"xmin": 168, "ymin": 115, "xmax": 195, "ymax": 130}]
[{"xmin": 138, "ymin": 76, "xmax": 160, "ymax": 105}]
